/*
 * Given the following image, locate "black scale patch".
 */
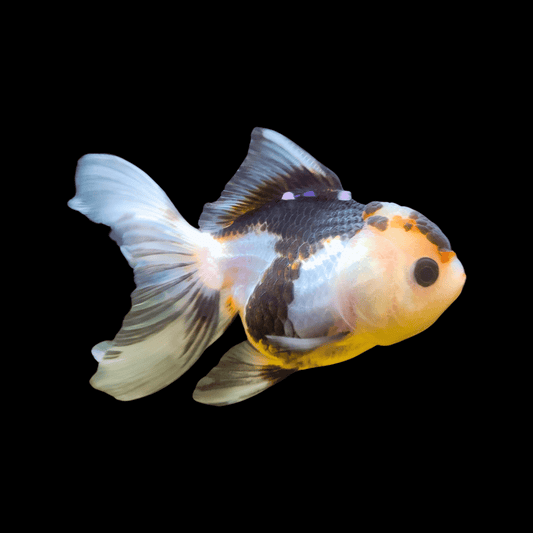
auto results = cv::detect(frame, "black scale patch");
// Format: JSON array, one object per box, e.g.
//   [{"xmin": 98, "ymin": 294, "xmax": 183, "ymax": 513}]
[
  {"xmin": 363, "ymin": 201, "xmax": 384, "ymax": 218},
  {"xmin": 366, "ymin": 215, "xmax": 389, "ymax": 231},
  {"xmin": 409, "ymin": 210, "xmax": 452, "ymax": 252},
  {"xmin": 214, "ymin": 193, "xmax": 366, "ymax": 343}
]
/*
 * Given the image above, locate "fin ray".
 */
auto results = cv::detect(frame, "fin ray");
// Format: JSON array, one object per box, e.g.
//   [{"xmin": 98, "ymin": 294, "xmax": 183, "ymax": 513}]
[
  {"xmin": 193, "ymin": 341, "xmax": 295, "ymax": 406},
  {"xmin": 69, "ymin": 154, "xmax": 235, "ymax": 400},
  {"xmin": 199, "ymin": 128, "xmax": 343, "ymax": 233}
]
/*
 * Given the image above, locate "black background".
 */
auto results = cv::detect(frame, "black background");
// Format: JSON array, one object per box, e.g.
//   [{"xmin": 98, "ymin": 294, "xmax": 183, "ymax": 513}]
[
  {"xmin": 64, "ymin": 116, "xmax": 474, "ymax": 422},
  {"xmin": 24, "ymin": 9, "xmax": 523, "ymax": 518},
  {"xmin": 55, "ymin": 52, "xmax": 486, "ymax": 457}
]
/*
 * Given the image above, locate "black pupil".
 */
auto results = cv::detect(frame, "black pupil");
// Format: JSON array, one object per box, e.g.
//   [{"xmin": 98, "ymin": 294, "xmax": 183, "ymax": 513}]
[{"xmin": 414, "ymin": 257, "xmax": 439, "ymax": 287}]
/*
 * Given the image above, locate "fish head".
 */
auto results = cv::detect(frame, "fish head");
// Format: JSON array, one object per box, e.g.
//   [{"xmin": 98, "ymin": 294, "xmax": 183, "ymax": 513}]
[{"xmin": 336, "ymin": 202, "xmax": 466, "ymax": 346}]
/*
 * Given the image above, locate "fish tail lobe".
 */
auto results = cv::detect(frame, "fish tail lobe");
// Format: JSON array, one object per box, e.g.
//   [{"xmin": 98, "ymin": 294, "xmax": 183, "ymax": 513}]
[{"xmin": 69, "ymin": 154, "xmax": 235, "ymax": 400}]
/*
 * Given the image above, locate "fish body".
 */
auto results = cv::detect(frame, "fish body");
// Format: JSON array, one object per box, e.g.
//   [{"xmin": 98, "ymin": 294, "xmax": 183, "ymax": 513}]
[{"xmin": 69, "ymin": 128, "xmax": 466, "ymax": 405}]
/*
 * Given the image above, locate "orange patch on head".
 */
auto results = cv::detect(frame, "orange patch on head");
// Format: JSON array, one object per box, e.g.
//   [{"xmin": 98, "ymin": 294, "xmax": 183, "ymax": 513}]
[
  {"xmin": 390, "ymin": 215, "xmax": 403, "ymax": 228},
  {"xmin": 439, "ymin": 250, "xmax": 456, "ymax": 263},
  {"xmin": 390, "ymin": 215, "xmax": 419, "ymax": 232}
]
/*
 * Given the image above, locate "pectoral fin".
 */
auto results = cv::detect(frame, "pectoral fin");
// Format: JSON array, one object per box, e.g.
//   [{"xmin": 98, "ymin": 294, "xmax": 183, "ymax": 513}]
[
  {"xmin": 265, "ymin": 332, "xmax": 348, "ymax": 352},
  {"xmin": 193, "ymin": 341, "xmax": 295, "ymax": 406}
]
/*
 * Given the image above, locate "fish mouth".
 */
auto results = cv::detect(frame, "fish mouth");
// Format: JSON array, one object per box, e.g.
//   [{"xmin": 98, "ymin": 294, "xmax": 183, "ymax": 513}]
[{"xmin": 450, "ymin": 257, "xmax": 466, "ymax": 299}]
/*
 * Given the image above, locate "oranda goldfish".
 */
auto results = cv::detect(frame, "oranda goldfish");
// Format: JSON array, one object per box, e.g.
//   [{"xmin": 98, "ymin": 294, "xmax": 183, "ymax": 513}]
[{"xmin": 69, "ymin": 128, "xmax": 466, "ymax": 405}]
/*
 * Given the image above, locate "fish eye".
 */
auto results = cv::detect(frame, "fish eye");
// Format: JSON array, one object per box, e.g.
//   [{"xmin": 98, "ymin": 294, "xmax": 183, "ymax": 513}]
[{"xmin": 413, "ymin": 257, "xmax": 439, "ymax": 287}]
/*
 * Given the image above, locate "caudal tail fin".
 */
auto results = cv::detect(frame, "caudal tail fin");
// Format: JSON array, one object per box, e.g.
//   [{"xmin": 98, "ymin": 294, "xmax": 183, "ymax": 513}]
[{"xmin": 69, "ymin": 154, "xmax": 235, "ymax": 400}]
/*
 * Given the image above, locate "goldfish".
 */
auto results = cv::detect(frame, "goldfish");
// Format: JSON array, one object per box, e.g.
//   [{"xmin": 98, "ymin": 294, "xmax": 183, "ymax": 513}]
[{"xmin": 68, "ymin": 127, "xmax": 466, "ymax": 406}]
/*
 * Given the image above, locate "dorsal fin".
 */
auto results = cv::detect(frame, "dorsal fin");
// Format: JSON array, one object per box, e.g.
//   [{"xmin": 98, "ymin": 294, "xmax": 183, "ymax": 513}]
[{"xmin": 198, "ymin": 128, "xmax": 344, "ymax": 233}]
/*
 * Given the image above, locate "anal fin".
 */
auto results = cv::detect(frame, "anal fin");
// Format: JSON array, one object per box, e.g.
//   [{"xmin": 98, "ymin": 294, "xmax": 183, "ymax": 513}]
[{"xmin": 193, "ymin": 341, "xmax": 295, "ymax": 406}]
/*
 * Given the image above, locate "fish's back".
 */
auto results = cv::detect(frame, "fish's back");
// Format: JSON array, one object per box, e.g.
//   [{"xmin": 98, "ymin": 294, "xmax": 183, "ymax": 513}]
[{"xmin": 215, "ymin": 193, "xmax": 365, "ymax": 250}]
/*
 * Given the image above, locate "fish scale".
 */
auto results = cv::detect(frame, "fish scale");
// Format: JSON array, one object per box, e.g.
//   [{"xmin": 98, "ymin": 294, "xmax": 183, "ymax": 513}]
[
  {"xmin": 210, "ymin": 194, "xmax": 366, "ymax": 346},
  {"xmin": 216, "ymin": 195, "xmax": 365, "ymax": 245}
]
